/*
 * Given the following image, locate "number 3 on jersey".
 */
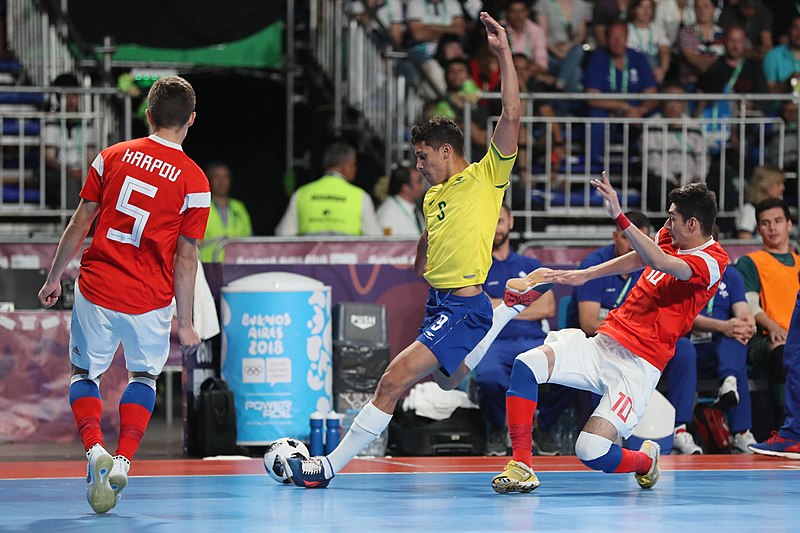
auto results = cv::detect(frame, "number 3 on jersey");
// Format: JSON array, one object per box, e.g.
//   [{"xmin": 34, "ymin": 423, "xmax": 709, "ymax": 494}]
[{"xmin": 107, "ymin": 175, "xmax": 158, "ymax": 248}]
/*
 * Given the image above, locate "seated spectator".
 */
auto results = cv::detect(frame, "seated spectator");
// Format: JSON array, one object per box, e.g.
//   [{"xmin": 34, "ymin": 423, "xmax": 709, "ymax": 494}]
[
  {"xmin": 470, "ymin": 38, "xmax": 501, "ymax": 93},
  {"xmin": 501, "ymin": 1, "xmax": 549, "ymax": 81},
  {"xmin": 644, "ymin": 83, "xmax": 708, "ymax": 211},
  {"xmin": 478, "ymin": 204, "xmax": 555, "ymax": 455},
  {"xmin": 677, "ymin": 0, "xmax": 724, "ymax": 91},
  {"xmin": 717, "ymin": 0, "xmax": 773, "ymax": 61},
  {"xmin": 626, "ymin": 0, "xmax": 672, "ymax": 83},
  {"xmin": 585, "ymin": 22, "xmax": 658, "ymax": 163},
  {"xmin": 45, "ymin": 73, "xmax": 97, "ymax": 210},
  {"xmin": 735, "ymin": 166, "xmax": 785, "ymax": 239},
  {"xmin": 405, "ymin": 0, "xmax": 466, "ymax": 97},
  {"xmin": 592, "ymin": 0, "xmax": 629, "ymax": 48},
  {"xmin": 654, "ymin": 0, "xmax": 696, "ymax": 49},
  {"xmin": 690, "ymin": 224, "xmax": 757, "ymax": 454},
  {"xmin": 350, "ymin": 0, "xmax": 405, "ymax": 46},
  {"xmin": 736, "ymin": 198, "xmax": 800, "ymax": 425},
  {"xmin": 536, "ymin": 0, "xmax": 591, "ymax": 96},
  {"xmin": 763, "ymin": 16, "xmax": 800, "ymax": 94},
  {"xmin": 275, "ymin": 142, "xmax": 382, "ymax": 236},
  {"xmin": 199, "ymin": 162, "xmax": 253, "ymax": 262},
  {"xmin": 432, "ymin": 57, "xmax": 489, "ymax": 151},
  {"xmin": 376, "ymin": 166, "xmax": 426, "ymax": 237},
  {"xmin": 766, "ymin": 100, "xmax": 798, "ymax": 177}
]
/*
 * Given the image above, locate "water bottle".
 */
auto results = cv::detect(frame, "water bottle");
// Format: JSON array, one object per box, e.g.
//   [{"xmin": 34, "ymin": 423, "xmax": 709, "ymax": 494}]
[
  {"xmin": 324, "ymin": 411, "xmax": 341, "ymax": 455},
  {"xmin": 309, "ymin": 411, "xmax": 324, "ymax": 456}
]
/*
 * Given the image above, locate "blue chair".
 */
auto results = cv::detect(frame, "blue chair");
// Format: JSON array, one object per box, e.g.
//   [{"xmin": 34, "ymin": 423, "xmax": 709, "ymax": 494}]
[{"xmin": 557, "ymin": 295, "xmax": 571, "ymax": 330}]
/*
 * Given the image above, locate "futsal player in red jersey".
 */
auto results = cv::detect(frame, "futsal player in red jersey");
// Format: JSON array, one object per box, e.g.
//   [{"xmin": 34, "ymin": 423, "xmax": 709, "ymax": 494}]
[
  {"xmin": 38, "ymin": 76, "xmax": 210, "ymax": 513},
  {"xmin": 486, "ymin": 173, "xmax": 727, "ymax": 493}
]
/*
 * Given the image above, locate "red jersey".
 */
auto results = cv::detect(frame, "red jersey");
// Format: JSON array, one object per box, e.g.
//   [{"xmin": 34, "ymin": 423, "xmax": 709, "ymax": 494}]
[
  {"xmin": 597, "ymin": 227, "xmax": 728, "ymax": 371},
  {"xmin": 78, "ymin": 135, "xmax": 210, "ymax": 314}
]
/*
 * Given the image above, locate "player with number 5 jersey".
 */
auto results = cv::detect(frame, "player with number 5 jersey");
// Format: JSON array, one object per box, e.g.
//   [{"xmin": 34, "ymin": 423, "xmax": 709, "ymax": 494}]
[{"xmin": 38, "ymin": 76, "xmax": 210, "ymax": 514}]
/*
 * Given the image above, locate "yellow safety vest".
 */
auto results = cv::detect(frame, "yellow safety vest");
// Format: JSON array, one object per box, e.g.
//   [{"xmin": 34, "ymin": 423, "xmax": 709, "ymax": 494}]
[{"xmin": 296, "ymin": 174, "xmax": 364, "ymax": 235}]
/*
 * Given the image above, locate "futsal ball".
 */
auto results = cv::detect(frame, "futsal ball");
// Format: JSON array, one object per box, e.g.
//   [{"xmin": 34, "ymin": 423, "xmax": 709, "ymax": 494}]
[{"xmin": 264, "ymin": 437, "xmax": 310, "ymax": 484}]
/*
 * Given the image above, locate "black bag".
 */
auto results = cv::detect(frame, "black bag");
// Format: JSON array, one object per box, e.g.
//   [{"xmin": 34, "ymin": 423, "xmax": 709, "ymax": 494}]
[
  {"xmin": 389, "ymin": 406, "xmax": 486, "ymax": 456},
  {"xmin": 196, "ymin": 377, "xmax": 237, "ymax": 456}
]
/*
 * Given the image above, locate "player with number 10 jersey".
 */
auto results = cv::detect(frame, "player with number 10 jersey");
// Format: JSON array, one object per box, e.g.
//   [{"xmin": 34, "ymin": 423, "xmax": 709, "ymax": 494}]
[{"xmin": 78, "ymin": 135, "xmax": 210, "ymax": 313}]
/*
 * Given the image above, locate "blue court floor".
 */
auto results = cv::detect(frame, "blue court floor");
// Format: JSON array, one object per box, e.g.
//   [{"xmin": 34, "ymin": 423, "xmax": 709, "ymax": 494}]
[{"xmin": 1, "ymin": 467, "xmax": 798, "ymax": 532}]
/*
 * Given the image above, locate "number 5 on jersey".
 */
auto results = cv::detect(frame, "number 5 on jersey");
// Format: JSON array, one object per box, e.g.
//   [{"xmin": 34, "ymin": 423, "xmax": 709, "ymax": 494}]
[{"xmin": 107, "ymin": 175, "xmax": 158, "ymax": 248}]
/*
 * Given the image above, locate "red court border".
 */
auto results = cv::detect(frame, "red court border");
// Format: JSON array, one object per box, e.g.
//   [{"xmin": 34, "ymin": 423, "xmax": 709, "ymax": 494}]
[{"xmin": 1, "ymin": 455, "xmax": 797, "ymax": 479}]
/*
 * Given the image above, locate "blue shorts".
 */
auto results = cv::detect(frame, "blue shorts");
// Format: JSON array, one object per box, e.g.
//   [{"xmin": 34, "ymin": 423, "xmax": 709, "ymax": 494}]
[{"xmin": 417, "ymin": 288, "xmax": 493, "ymax": 376}]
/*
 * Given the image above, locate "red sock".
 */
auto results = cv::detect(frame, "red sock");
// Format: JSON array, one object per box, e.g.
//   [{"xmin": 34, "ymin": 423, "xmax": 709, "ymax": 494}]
[
  {"xmin": 71, "ymin": 397, "xmax": 104, "ymax": 452},
  {"xmin": 614, "ymin": 448, "xmax": 653, "ymax": 475},
  {"xmin": 115, "ymin": 403, "xmax": 153, "ymax": 461},
  {"xmin": 507, "ymin": 395, "xmax": 537, "ymax": 467}
]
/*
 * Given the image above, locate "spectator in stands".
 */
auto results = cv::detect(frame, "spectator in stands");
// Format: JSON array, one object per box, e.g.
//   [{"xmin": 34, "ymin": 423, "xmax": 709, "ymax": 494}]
[
  {"xmin": 405, "ymin": 0, "xmax": 466, "ymax": 97},
  {"xmin": 644, "ymin": 83, "xmax": 708, "ymax": 211},
  {"xmin": 478, "ymin": 203, "xmax": 555, "ymax": 456},
  {"xmin": 376, "ymin": 166, "xmax": 426, "ymax": 236},
  {"xmin": 654, "ymin": 0, "xmax": 696, "ymax": 49},
  {"xmin": 536, "ymin": 0, "xmax": 591, "ymax": 97},
  {"xmin": 198, "ymin": 162, "xmax": 252, "ymax": 263},
  {"xmin": 736, "ymin": 198, "xmax": 800, "ymax": 424},
  {"xmin": 690, "ymin": 224, "xmax": 757, "ymax": 454},
  {"xmin": 677, "ymin": 0, "xmax": 724, "ymax": 91},
  {"xmin": 501, "ymin": 1, "xmax": 548, "ymax": 79},
  {"xmin": 717, "ymin": 0, "xmax": 773, "ymax": 61},
  {"xmin": 592, "ymin": 0, "xmax": 629, "ymax": 48},
  {"xmin": 470, "ymin": 38, "xmax": 502, "ymax": 93},
  {"xmin": 626, "ymin": 0, "xmax": 672, "ymax": 83},
  {"xmin": 560, "ymin": 210, "xmax": 702, "ymax": 454},
  {"xmin": 351, "ymin": 0, "xmax": 405, "ymax": 46},
  {"xmin": 697, "ymin": 25, "xmax": 769, "ymax": 99},
  {"xmin": 749, "ymin": 290, "xmax": 800, "ymax": 458},
  {"xmin": 763, "ymin": 16, "xmax": 800, "ymax": 94},
  {"xmin": 735, "ymin": 166, "xmax": 785, "ymax": 239},
  {"xmin": 432, "ymin": 57, "xmax": 489, "ymax": 151},
  {"xmin": 585, "ymin": 22, "xmax": 658, "ymax": 163},
  {"xmin": 510, "ymin": 52, "xmax": 565, "ymax": 186},
  {"xmin": 45, "ymin": 73, "xmax": 97, "ymax": 210},
  {"xmin": 275, "ymin": 142, "xmax": 382, "ymax": 236},
  {"xmin": 766, "ymin": 100, "xmax": 798, "ymax": 178}
]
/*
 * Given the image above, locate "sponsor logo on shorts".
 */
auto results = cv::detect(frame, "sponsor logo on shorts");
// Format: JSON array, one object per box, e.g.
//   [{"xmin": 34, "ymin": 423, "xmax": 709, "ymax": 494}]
[{"xmin": 72, "ymin": 346, "xmax": 81, "ymax": 356}]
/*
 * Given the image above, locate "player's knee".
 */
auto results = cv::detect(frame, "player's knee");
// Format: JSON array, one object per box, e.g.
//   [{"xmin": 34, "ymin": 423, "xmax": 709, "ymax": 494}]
[{"xmin": 575, "ymin": 431, "xmax": 618, "ymax": 473}]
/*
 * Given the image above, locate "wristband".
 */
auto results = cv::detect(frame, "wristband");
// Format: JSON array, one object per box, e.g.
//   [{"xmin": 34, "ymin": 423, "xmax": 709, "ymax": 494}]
[{"xmin": 614, "ymin": 213, "xmax": 631, "ymax": 231}]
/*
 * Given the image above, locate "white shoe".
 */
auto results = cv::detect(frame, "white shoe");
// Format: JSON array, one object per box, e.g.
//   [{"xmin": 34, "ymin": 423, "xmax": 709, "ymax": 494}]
[
  {"xmin": 715, "ymin": 376, "xmax": 739, "ymax": 410},
  {"xmin": 86, "ymin": 444, "xmax": 115, "ymax": 514},
  {"xmin": 673, "ymin": 425, "xmax": 703, "ymax": 455},
  {"xmin": 109, "ymin": 455, "xmax": 130, "ymax": 505},
  {"xmin": 732, "ymin": 430, "xmax": 756, "ymax": 454}
]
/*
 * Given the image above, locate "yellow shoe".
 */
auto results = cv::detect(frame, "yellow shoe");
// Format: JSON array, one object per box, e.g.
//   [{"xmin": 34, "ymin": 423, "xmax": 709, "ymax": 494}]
[
  {"xmin": 491, "ymin": 460, "xmax": 541, "ymax": 494},
  {"xmin": 635, "ymin": 440, "xmax": 661, "ymax": 489}
]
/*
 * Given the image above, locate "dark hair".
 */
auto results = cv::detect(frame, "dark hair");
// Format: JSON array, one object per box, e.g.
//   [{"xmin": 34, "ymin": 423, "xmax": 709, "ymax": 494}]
[
  {"xmin": 205, "ymin": 161, "xmax": 230, "ymax": 175},
  {"xmin": 322, "ymin": 142, "xmax": 357, "ymax": 169},
  {"xmin": 52, "ymin": 73, "xmax": 80, "ymax": 87},
  {"xmin": 755, "ymin": 197, "xmax": 790, "ymax": 222},
  {"xmin": 625, "ymin": 210, "xmax": 650, "ymax": 230},
  {"xmin": 626, "ymin": 0, "xmax": 654, "ymax": 23},
  {"xmin": 410, "ymin": 115, "xmax": 465, "ymax": 155},
  {"xmin": 444, "ymin": 57, "xmax": 471, "ymax": 74},
  {"xmin": 389, "ymin": 166, "xmax": 415, "ymax": 196},
  {"xmin": 435, "ymin": 34, "xmax": 464, "ymax": 66},
  {"xmin": 606, "ymin": 21, "xmax": 629, "ymax": 39},
  {"xmin": 667, "ymin": 182, "xmax": 717, "ymax": 235},
  {"xmin": 147, "ymin": 76, "xmax": 196, "ymax": 130}
]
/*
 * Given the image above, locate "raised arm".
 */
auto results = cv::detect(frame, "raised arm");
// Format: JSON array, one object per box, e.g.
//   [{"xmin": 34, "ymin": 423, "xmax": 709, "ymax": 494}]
[
  {"xmin": 480, "ymin": 11, "xmax": 520, "ymax": 156},
  {"xmin": 592, "ymin": 172, "xmax": 694, "ymax": 281}
]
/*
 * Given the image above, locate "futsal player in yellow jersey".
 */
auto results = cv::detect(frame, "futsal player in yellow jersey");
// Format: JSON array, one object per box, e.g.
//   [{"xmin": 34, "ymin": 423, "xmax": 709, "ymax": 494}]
[{"xmin": 286, "ymin": 11, "xmax": 521, "ymax": 488}]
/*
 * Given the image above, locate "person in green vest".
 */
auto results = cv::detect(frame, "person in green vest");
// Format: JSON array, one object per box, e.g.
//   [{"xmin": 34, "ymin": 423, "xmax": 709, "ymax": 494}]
[
  {"xmin": 275, "ymin": 142, "xmax": 381, "ymax": 236},
  {"xmin": 199, "ymin": 162, "xmax": 252, "ymax": 262}
]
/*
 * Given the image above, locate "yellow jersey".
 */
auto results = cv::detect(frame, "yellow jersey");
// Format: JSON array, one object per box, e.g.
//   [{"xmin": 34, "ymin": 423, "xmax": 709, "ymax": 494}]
[{"xmin": 423, "ymin": 141, "xmax": 515, "ymax": 289}]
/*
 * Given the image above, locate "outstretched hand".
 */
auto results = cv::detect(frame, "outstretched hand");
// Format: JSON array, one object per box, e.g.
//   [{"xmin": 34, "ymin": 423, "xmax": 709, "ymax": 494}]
[
  {"xmin": 590, "ymin": 171, "xmax": 622, "ymax": 220},
  {"xmin": 480, "ymin": 11, "xmax": 509, "ymax": 57},
  {"xmin": 540, "ymin": 268, "xmax": 591, "ymax": 287}
]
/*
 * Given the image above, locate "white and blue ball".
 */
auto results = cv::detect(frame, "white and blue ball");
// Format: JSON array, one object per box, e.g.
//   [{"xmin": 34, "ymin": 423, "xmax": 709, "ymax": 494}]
[{"xmin": 263, "ymin": 437, "xmax": 310, "ymax": 484}]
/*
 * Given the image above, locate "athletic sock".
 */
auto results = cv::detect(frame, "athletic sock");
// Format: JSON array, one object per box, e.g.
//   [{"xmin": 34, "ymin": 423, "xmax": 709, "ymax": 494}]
[
  {"xmin": 577, "ymin": 432, "xmax": 652, "ymax": 475},
  {"xmin": 464, "ymin": 305, "xmax": 520, "ymax": 369},
  {"xmin": 115, "ymin": 377, "xmax": 156, "ymax": 462},
  {"xmin": 506, "ymin": 357, "xmax": 541, "ymax": 467},
  {"xmin": 326, "ymin": 401, "xmax": 392, "ymax": 478},
  {"xmin": 615, "ymin": 448, "xmax": 653, "ymax": 475},
  {"xmin": 69, "ymin": 374, "xmax": 104, "ymax": 452}
]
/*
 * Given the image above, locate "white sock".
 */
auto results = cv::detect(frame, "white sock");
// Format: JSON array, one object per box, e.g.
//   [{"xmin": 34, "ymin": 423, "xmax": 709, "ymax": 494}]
[
  {"xmin": 325, "ymin": 401, "xmax": 392, "ymax": 477},
  {"xmin": 464, "ymin": 304, "xmax": 520, "ymax": 370}
]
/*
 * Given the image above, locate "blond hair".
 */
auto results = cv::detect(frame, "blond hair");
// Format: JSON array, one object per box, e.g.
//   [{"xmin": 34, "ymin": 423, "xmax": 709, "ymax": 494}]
[{"xmin": 746, "ymin": 166, "xmax": 785, "ymax": 204}]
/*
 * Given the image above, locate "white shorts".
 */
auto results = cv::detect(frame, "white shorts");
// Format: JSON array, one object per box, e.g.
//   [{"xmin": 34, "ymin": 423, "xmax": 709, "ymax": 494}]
[
  {"xmin": 70, "ymin": 278, "xmax": 174, "ymax": 379},
  {"xmin": 538, "ymin": 328, "xmax": 662, "ymax": 439}
]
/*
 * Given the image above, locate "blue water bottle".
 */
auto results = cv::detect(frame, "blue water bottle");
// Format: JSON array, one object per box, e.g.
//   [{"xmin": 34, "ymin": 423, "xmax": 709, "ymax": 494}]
[
  {"xmin": 309, "ymin": 411, "xmax": 324, "ymax": 456},
  {"xmin": 324, "ymin": 411, "xmax": 341, "ymax": 455}
]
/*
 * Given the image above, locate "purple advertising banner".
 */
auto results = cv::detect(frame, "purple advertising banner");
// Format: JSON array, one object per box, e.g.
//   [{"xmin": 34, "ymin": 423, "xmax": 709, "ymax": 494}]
[{"xmin": 220, "ymin": 239, "xmax": 418, "ymax": 266}]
